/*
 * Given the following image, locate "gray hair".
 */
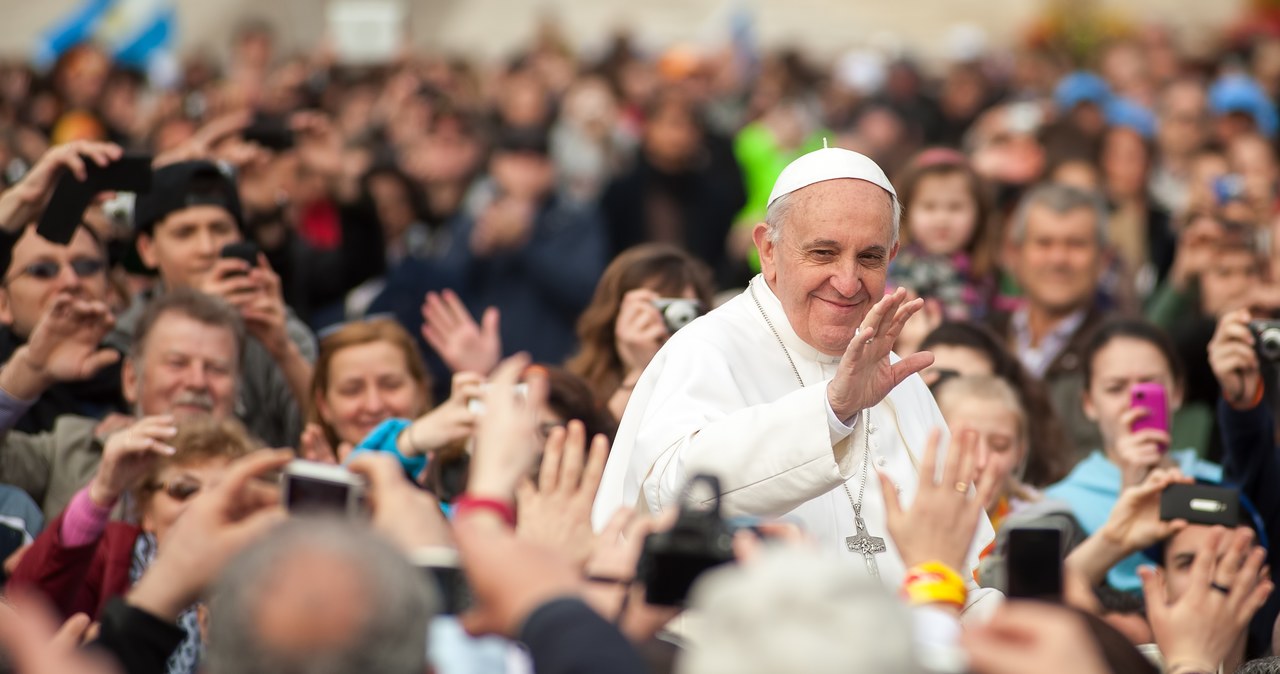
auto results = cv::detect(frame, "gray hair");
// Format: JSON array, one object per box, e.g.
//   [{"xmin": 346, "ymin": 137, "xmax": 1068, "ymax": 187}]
[
  {"xmin": 678, "ymin": 548, "xmax": 924, "ymax": 674},
  {"xmin": 129, "ymin": 288, "xmax": 246, "ymax": 365},
  {"xmin": 764, "ymin": 186, "xmax": 902, "ymax": 246},
  {"xmin": 1009, "ymin": 183, "xmax": 1108, "ymax": 247},
  {"xmin": 206, "ymin": 518, "xmax": 438, "ymax": 674}
]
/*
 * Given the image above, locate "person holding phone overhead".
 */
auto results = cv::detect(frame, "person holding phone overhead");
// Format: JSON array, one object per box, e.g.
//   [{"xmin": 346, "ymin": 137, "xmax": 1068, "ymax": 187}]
[{"xmin": 1045, "ymin": 318, "xmax": 1223, "ymax": 591}]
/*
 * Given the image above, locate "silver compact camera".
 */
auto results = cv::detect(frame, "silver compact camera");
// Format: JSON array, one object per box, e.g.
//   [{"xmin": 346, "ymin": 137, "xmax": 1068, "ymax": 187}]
[
  {"xmin": 1251, "ymin": 320, "xmax": 1280, "ymax": 363},
  {"xmin": 653, "ymin": 298, "xmax": 704, "ymax": 333}
]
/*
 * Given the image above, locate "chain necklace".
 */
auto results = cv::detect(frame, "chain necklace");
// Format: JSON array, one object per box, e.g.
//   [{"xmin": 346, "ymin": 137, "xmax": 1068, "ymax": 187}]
[{"xmin": 749, "ymin": 279, "xmax": 885, "ymax": 578}]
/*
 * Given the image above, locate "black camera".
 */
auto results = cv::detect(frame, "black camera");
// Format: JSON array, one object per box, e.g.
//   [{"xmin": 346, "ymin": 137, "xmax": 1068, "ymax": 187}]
[
  {"xmin": 636, "ymin": 474, "xmax": 736, "ymax": 606},
  {"xmin": 1250, "ymin": 320, "xmax": 1280, "ymax": 362},
  {"xmin": 653, "ymin": 298, "xmax": 704, "ymax": 334}
]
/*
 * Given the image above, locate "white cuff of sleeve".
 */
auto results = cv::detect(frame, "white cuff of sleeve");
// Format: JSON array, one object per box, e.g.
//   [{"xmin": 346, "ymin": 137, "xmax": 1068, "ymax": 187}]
[{"xmin": 825, "ymin": 395, "xmax": 859, "ymax": 445}]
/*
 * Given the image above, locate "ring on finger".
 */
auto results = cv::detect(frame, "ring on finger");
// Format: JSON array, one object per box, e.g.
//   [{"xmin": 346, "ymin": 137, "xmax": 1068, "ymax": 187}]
[{"xmin": 954, "ymin": 481, "xmax": 968, "ymax": 493}]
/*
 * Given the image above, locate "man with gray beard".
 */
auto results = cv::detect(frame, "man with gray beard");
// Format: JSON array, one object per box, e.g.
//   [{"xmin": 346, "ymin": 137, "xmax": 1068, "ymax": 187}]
[{"xmin": 0, "ymin": 288, "xmax": 245, "ymax": 517}]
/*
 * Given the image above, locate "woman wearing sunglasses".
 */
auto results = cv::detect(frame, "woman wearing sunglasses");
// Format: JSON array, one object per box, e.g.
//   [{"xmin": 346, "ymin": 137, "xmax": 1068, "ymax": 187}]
[{"xmin": 7, "ymin": 415, "xmax": 257, "ymax": 674}]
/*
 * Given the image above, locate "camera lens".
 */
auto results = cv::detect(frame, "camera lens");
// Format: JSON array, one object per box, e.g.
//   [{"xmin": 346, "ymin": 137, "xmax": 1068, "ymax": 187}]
[{"xmin": 1261, "ymin": 328, "xmax": 1280, "ymax": 361}]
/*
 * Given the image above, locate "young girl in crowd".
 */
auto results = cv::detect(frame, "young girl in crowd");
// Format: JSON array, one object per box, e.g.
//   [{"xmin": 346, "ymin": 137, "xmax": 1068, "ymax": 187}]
[
  {"xmin": 934, "ymin": 374, "xmax": 1040, "ymax": 530},
  {"xmin": 1044, "ymin": 319, "xmax": 1222, "ymax": 591},
  {"xmin": 889, "ymin": 148, "xmax": 998, "ymax": 321},
  {"xmin": 920, "ymin": 321, "xmax": 1074, "ymax": 487}
]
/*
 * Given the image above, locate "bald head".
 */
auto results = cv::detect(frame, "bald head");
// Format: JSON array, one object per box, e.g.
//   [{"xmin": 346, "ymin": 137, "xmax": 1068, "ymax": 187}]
[{"xmin": 206, "ymin": 518, "xmax": 437, "ymax": 674}]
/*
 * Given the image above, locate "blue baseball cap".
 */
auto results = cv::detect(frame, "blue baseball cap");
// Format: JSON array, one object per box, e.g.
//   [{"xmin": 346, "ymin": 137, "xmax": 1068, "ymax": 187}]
[
  {"xmin": 1106, "ymin": 97, "xmax": 1157, "ymax": 139},
  {"xmin": 1054, "ymin": 71, "xmax": 1112, "ymax": 111},
  {"xmin": 1209, "ymin": 74, "xmax": 1279, "ymax": 138}
]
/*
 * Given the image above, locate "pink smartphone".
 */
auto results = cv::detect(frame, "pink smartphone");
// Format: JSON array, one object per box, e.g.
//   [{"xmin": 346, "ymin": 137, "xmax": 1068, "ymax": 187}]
[{"xmin": 1130, "ymin": 382, "xmax": 1170, "ymax": 453}]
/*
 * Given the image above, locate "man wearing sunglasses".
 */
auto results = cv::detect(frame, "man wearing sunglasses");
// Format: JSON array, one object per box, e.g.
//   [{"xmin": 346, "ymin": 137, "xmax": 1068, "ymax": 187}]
[{"xmin": 0, "ymin": 141, "xmax": 129, "ymax": 434}]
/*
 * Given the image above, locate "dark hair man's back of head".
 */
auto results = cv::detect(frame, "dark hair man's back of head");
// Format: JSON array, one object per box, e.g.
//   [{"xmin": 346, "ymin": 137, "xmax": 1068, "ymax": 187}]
[{"xmin": 206, "ymin": 517, "xmax": 437, "ymax": 674}]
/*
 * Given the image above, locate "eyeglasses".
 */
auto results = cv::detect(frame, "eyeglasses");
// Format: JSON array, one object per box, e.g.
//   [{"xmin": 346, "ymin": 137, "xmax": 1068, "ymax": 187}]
[
  {"xmin": 5, "ymin": 258, "xmax": 107, "ymax": 284},
  {"xmin": 145, "ymin": 479, "xmax": 204, "ymax": 502}
]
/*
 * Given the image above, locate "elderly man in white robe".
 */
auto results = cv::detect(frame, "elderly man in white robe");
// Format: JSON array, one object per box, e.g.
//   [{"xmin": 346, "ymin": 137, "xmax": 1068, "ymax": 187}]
[{"xmin": 592, "ymin": 146, "xmax": 1002, "ymax": 617}]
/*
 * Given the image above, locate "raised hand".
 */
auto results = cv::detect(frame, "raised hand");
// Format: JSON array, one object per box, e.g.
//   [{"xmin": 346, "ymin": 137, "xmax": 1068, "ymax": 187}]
[
  {"xmin": 880, "ymin": 427, "xmax": 999, "ymax": 574},
  {"xmin": 401, "ymin": 372, "xmax": 484, "ymax": 456},
  {"xmin": 1140, "ymin": 527, "xmax": 1273, "ymax": 674},
  {"xmin": 1066, "ymin": 468, "xmax": 1192, "ymax": 586},
  {"xmin": 1114, "ymin": 406, "xmax": 1171, "ymax": 488},
  {"xmin": 827, "ymin": 287, "xmax": 934, "ymax": 420},
  {"xmin": 299, "ymin": 423, "xmax": 339, "ymax": 464},
  {"xmin": 467, "ymin": 354, "xmax": 548, "ymax": 501},
  {"xmin": 420, "ymin": 290, "xmax": 502, "ymax": 376},
  {"xmin": 26, "ymin": 295, "xmax": 118, "ymax": 382},
  {"xmin": 234, "ymin": 254, "xmax": 292, "ymax": 358},
  {"xmin": 348, "ymin": 452, "xmax": 451, "ymax": 552},
  {"xmin": 581, "ymin": 508, "xmax": 681, "ymax": 643},
  {"xmin": 516, "ymin": 420, "xmax": 610, "ymax": 568},
  {"xmin": 1, "ymin": 294, "xmax": 120, "ymax": 400},
  {"xmin": 88, "ymin": 415, "xmax": 178, "ymax": 507},
  {"xmin": 1208, "ymin": 308, "xmax": 1261, "ymax": 409},
  {"xmin": 0, "ymin": 141, "xmax": 123, "ymax": 232},
  {"xmin": 614, "ymin": 288, "xmax": 668, "ymax": 377},
  {"xmin": 0, "ymin": 593, "xmax": 117, "ymax": 674}
]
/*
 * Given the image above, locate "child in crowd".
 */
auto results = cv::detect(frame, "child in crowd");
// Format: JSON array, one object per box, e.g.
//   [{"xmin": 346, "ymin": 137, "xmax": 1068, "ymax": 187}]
[{"xmin": 889, "ymin": 148, "xmax": 998, "ymax": 321}]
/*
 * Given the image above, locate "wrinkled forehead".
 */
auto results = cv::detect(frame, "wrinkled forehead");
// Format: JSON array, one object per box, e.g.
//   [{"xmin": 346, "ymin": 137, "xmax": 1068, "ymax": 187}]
[{"xmin": 784, "ymin": 179, "xmax": 896, "ymax": 240}]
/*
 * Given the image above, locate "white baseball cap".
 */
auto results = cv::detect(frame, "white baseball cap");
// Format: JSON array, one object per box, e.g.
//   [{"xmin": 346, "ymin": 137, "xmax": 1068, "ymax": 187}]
[{"xmin": 766, "ymin": 144, "xmax": 897, "ymax": 208}]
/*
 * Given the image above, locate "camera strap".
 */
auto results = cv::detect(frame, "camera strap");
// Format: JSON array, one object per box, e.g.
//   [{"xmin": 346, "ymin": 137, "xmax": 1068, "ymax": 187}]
[{"xmin": 749, "ymin": 280, "xmax": 884, "ymax": 579}]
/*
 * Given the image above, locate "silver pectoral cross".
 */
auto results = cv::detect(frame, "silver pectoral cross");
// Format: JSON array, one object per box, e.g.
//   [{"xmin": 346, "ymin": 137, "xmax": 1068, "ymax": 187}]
[{"xmin": 845, "ymin": 504, "xmax": 885, "ymax": 579}]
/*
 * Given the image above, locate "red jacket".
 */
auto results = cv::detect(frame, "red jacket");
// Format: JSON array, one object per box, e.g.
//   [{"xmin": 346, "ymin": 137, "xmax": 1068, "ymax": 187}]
[{"xmin": 7, "ymin": 510, "xmax": 140, "ymax": 619}]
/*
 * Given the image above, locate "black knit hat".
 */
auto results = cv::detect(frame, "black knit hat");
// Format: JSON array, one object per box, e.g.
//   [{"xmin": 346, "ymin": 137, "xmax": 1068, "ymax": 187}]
[{"xmin": 133, "ymin": 161, "xmax": 244, "ymax": 236}]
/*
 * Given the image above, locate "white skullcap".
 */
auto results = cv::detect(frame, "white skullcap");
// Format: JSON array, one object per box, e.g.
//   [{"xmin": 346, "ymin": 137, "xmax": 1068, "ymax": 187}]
[{"xmin": 767, "ymin": 146, "xmax": 897, "ymax": 208}]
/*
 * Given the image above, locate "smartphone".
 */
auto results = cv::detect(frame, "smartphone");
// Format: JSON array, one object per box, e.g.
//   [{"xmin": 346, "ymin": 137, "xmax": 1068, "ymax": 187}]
[
  {"xmin": 36, "ymin": 153, "xmax": 153, "ymax": 245},
  {"xmin": 1160, "ymin": 483, "xmax": 1240, "ymax": 527},
  {"xmin": 281, "ymin": 460, "xmax": 366, "ymax": 516},
  {"xmin": 243, "ymin": 115, "xmax": 295, "ymax": 151},
  {"xmin": 1005, "ymin": 527, "xmax": 1063, "ymax": 601},
  {"xmin": 409, "ymin": 548, "xmax": 472, "ymax": 615},
  {"xmin": 220, "ymin": 241, "xmax": 261, "ymax": 265},
  {"xmin": 1130, "ymin": 382, "xmax": 1169, "ymax": 453}
]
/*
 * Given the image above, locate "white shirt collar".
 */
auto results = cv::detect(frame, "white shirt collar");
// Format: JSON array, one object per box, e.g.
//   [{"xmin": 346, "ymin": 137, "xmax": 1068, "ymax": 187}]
[{"xmin": 749, "ymin": 275, "xmax": 843, "ymax": 366}]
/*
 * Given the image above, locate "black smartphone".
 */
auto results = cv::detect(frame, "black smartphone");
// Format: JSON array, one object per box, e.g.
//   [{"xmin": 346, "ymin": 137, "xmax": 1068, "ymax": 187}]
[
  {"xmin": 1160, "ymin": 483, "xmax": 1240, "ymax": 527},
  {"xmin": 243, "ymin": 115, "xmax": 295, "ymax": 151},
  {"xmin": 220, "ymin": 241, "xmax": 261, "ymax": 276},
  {"xmin": 1006, "ymin": 527, "xmax": 1063, "ymax": 601},
  {"xmin": 37, "ymin": 153, "xmax": 153, "ymax": 245}
]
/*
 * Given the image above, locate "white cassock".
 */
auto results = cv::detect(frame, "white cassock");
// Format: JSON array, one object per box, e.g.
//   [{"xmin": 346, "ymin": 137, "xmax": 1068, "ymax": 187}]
[{"xmin": 592, "ymin": 275, "xmax": 1001, "ymax": 618}]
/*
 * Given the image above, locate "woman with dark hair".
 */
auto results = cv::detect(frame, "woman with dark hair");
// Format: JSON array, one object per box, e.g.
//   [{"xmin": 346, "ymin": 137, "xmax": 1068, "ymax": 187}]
[
  {"xmin": 565, "ymin": 243, "xmax": 715, "ymax": 419},
  {"xmin": 920, "ymin": 321, "xmax": 1074, "ymax": 486},
  {"xmin": 1044, "ymin": 318, "xmax": 1222, "ymax": 591}
]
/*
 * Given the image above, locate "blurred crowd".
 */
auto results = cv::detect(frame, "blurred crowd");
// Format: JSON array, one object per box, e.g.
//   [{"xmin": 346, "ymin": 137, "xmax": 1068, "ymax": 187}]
[{"xmin": 1, "ymin": 5, "xmax": 1280, "ymax": 674}]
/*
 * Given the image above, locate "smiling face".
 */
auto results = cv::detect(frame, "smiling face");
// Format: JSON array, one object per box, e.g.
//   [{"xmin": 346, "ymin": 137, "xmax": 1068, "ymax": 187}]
[
  {"xmin": 754, "ymin": 179, "xmax": 899, "ymax": 356},
  {"xmin": 123, "ymin": 312, "xmax": 239, "ymax": 420},
  {"xmin": 1014, "ymin": 204, "xmax": 1103, "ymax": 317},
  {"xmin": 316, "ymin": 340, "xmax": 428, "ymax": 446}
]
